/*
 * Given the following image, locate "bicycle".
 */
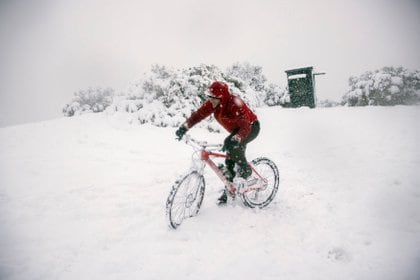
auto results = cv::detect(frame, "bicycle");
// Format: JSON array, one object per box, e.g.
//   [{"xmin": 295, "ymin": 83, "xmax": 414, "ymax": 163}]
[{"xmin": 165, "ymin": 134, "xmax": 280, "ymax": 229}]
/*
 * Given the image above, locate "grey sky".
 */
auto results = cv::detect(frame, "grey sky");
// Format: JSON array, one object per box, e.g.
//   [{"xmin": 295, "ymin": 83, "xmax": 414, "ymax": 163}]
[{"xmin": 1, "ymin": 0, "xmax": 420, "ymax": 127}]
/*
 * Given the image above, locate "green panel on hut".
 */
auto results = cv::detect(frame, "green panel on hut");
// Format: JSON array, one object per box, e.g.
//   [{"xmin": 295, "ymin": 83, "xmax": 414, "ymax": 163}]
[{"xmin": 285, "ymin": 67, "xmax": 315, "ymax": 108}]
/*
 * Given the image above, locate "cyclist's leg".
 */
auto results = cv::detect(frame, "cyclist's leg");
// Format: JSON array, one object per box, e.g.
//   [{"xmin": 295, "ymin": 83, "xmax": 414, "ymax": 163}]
[
  {"xmin": 228, "ymin": 121, "xmax": 261, "ymax": 179},
  {"xmin": 218, "ymin": 159, "xmax": 235, "ymax": 204},
  {"xmin": 218, "ymin": 148, "xmax": 244, "ymax": 204},
  {"xmin": 224, "ymin": 158, "xmax": 236, "ymax": 181},
  {"xmin": 244, "ymin": 121, "xmax": 260, "ymax": 144},
  {"xmin": 228, "ymin": 145, "xmax": 252, "ymax": 179}
]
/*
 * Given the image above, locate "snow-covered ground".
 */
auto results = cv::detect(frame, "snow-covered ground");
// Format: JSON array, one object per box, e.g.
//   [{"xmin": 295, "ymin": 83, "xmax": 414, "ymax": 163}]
[{"xmin": 1, "ymin": 106, "xmax": 419, "ymax": 280}]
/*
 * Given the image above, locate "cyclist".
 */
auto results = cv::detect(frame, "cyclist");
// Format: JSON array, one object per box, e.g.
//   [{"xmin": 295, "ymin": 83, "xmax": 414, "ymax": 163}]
[{"xmin": 175, "ymin": 81, "xmax": 260, "ymax": 204}]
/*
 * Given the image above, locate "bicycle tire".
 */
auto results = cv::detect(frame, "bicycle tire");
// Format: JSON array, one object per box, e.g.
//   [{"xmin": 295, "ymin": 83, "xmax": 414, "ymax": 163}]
[
  {"xmin": 166, "ymin": 171, "xmax": 205, "ymax": 229},
  {"xmin": 240, "ymin": 157, "xmax": 279, "ymax": 208}
]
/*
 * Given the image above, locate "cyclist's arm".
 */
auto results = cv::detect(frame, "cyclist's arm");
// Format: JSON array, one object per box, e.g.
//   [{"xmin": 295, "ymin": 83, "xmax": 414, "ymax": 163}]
[{"xmin": 184, "ymin": 100, "xmax": 215, "ymax": 129}]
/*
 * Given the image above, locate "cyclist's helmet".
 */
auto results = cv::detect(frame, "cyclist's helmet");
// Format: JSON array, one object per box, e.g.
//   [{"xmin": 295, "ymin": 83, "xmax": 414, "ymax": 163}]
[{"xmin": 208, "ymin": 81, "xmax": 230, "ymax": 100}]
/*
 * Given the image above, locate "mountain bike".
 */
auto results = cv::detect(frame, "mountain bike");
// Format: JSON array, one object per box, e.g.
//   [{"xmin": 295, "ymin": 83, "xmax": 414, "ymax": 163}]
[{"xmin": 165, "ymin": 134, "xmax": 280, "ymax": 229}]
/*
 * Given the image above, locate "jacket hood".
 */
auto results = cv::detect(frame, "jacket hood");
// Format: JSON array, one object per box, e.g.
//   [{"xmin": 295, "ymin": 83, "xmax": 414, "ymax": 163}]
[{"xmin": 209, "ymin": 81, "xmax": 230, "ymax": 103}]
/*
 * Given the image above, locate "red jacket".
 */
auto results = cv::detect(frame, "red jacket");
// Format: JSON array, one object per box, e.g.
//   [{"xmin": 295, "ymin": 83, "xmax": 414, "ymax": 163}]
[{"xmin": 185, "ymin": 94, "xmax": 258, "ymax": 142}]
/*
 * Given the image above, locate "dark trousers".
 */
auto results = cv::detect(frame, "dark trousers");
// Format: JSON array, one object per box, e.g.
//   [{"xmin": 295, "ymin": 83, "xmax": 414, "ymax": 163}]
[{"xmin": 225, "ymin": 121, "xmax": 260, "ymax": 180}]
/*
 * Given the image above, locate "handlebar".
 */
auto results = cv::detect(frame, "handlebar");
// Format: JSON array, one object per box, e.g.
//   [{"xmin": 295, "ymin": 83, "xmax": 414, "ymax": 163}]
[{"xmin": 183, "ymin": 134, "xmax": 223, "ymax": 151}]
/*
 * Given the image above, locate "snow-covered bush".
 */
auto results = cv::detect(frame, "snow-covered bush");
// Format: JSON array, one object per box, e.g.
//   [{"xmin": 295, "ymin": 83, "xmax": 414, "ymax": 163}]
[
  {"xmin": 64, "ymin": 62, "xmax": 289, "ymax": 130},
  {"xmin": 317, "ymin": 99, "xmax": 340, "ymax": 108},
  {"xmin": 264, "ymin": 83, "xmax": 290, "ymax": 106},
  {"xmin": 225, "ymin": 62, "xmax": 289, "ymax": 107},
  {"xmin": 63, "ymin": 87, "xmax": 114, "ymax": 116},
  {"xmin": 225, "ymin": 62, "xmax": 267, "ymax": 107},
  {"xmin": 106, "ymin": 62, "xmax": 287, "ymax": 129},
  {"xmin": 342, "ymin": 67, "xmax": 420, "ymax": 106},
  {"xmin": 109, "ymin": 64, "xmax": 225, "ymax": 130}
]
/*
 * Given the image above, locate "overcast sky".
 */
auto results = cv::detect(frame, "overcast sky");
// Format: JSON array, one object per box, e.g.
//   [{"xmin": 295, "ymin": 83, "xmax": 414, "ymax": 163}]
[{"xmin": 1, "ymin": 0, "xmax": 419, "ymax": 127}]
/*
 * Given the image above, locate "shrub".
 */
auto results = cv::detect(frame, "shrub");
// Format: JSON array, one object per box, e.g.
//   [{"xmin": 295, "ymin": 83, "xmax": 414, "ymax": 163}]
[
  {"xmin": 107, "ymin": 63, "xmax": 288, "ymax": 129},
  {"xmin": 317, "ymin": 99, "xmax": 340, "ymax": 108},
  {"xmin": 342, "ymin": 67, "xmax": 420, "ymax": 106},
  {"xmin": 64, "ymin": 63, "xmax": 290, "ymax": 130},
  {"xmin": 63, "ymin": 87, "xmax": 114, "ymax": 116}
]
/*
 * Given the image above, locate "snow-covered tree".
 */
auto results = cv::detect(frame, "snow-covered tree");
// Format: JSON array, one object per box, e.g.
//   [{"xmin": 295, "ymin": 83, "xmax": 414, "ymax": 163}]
[
  {"xmin": 342, "ymin": 67, "xmax": 420, "ymax": 106},
  {"xmin": 225, "ymin": 62, "xmax": 267, "ymax": 107},
  {"xmin": 264, "ymin": 83, "xmax": 289, "ymax": 106},
  {"xmin": 65, "ymin": 63, "xmax": 289, "ymax": 130},
  {"xmin": 110, "ymin": 64, "xmax": 225, "ymax": 130},
  {"xmin": 108, "ymin": 63, "xmax": 283, "ymax": 129},
  {"xmin": 225, "ymin": 62, "xmax": 266, "ymax": 91},
  {"xmin": 63, "ymin": 87, "xmax": 114, "ymax": 116}
]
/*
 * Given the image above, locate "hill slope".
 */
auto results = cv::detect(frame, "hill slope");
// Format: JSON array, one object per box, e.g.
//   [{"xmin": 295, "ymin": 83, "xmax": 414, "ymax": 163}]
[{"xmin": 1, "ymin": 106, "xmax": 419, "ymax": 280}]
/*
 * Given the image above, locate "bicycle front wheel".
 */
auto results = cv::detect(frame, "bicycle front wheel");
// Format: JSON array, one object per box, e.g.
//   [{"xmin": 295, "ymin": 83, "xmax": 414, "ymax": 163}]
[
  {"xmin": 166, "ymin": 171, "xmax": 205, "ymax": 229},
  {"xmin": 241, "ymin": 157, "xmax": 279, "ymax": 208}
]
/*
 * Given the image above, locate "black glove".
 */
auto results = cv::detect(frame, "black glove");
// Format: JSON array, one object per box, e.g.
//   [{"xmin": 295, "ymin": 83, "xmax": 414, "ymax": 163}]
[
  {"xmin": 222, "ymin": 135, "xmax": 240, "ymax": 151},
  {"xmin": 175, "ymin": 126, "xmax": 188, "ymax": 140}
]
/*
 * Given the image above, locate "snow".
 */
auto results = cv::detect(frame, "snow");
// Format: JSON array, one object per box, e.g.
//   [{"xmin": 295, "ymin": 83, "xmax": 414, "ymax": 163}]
[
  {"xmin": 389, "ymin": 85, "xmax": 400, "ymax": 94},
  {"xmin": 1, "ymin": 106, "xmax": 420, "ymax": 280},
  {"xmin": 372, "ymin": 73, "xmax": 391, "ymax": 90},
  {"xmin": 288, "ymin": 73, "xmax": 307, "ymax": 80},
  {"xmin": 391, "ymin": 76, "xmax": 403, "ymax": 86}
]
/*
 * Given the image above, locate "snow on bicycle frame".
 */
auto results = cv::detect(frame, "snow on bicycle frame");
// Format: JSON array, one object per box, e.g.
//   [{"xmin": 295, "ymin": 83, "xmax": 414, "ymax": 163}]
[{"xmin": 183, "ymin": 134, "xmax": 266, "ymax": 195}]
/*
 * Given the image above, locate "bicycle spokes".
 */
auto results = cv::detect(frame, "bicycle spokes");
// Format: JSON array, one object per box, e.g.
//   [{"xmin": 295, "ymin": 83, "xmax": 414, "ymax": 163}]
[{"xmin": 166, "ymin": 171, "xmax": 205, "ymax": 229}]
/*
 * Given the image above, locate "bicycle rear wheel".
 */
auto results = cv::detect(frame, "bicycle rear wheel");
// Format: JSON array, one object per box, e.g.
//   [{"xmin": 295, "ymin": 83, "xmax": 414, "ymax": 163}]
[
  {"xmin": 166, "ymin": 171, "xmax": 205, "ymax": 229},
  {"xmin": 240, "ymin": 157, "xmax": 279, "ymax": 208}
]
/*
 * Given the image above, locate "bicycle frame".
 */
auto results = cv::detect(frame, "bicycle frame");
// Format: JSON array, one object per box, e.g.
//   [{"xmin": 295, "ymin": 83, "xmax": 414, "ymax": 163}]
[
  {"xmin": 167, "ymin": 135, "xmax": 279, "ymax": 229},
  {"xmin": 200, "ymin": 149, "xmax": 237, "ymax": 193},
  {"xmin": 185, "ymin": 135, "xmax": 266, "ymax": 195}
]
